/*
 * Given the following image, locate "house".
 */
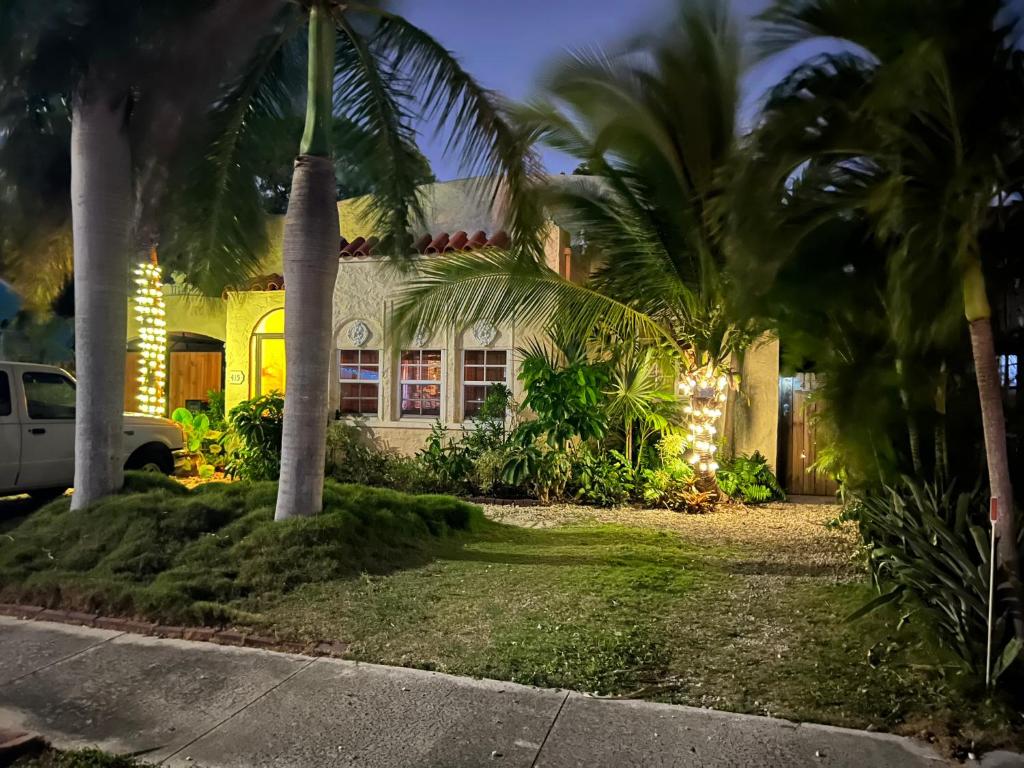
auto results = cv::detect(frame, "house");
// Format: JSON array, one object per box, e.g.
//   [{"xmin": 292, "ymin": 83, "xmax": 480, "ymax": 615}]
[{"xmin": 126, "ymin": 178, "xmax": 784, "ymax": 474}]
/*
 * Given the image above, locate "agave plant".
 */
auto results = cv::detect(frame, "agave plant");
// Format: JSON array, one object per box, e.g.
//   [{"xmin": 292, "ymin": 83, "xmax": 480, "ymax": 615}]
[{"xmin": 392, "ymin": 0, "xmax": 758, "ymax": 473}]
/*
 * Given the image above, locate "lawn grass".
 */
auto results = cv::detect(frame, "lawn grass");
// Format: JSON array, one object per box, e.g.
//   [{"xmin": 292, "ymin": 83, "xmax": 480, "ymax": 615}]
[
  {"xmin": 1, "ymin": 483, "xmax": 1020, "ymax": 754},
  {"xmin": 0, "ymin": 473, "xmax": 480, "ymax": 625},
  {"xmin": 11, "ymin": 747, "xmax": 144, "ymax": 767}
]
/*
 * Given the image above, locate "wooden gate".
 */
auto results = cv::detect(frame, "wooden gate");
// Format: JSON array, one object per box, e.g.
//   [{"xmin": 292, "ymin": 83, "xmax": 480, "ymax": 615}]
[
  {"xmin": 124, "ymin": 351, "xmax": 223, "ymax": 415},
  {"xmin": 778, "ymin": 373, "xmax": 839, "ymax": 496}
]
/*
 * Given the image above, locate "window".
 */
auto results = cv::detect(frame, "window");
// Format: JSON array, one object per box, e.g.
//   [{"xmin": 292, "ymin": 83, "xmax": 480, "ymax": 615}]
[
  {"xmin": 463, "ymin": 350, "xmax": 508, "ymax": 418},
  {"xmin": 251, "ymin": 309, "xmax": 285, "ymax": 397},
  {"xmin": 0, "ymin": 372, "xmax": 10, "ymax": 417},
  {"xmin": 339, "ymin": 349, "xmax": 380, "ymax": 416},
  {"xmin": 1000, "ymin": 354, "xmax": 1019, "ymax": 391},
  {"xmin": 23, "ymin": 371, "xmax": 76, "ymax": 420},
  {"xmin": 400, "ymin": 349, "xmax": 442, "ymax": 417}
]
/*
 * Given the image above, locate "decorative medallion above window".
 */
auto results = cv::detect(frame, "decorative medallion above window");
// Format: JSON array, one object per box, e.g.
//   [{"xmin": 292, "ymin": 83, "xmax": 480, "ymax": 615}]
[
  {"xmin": 347, "ymin": 320, "xmax": 371, "ymax": 348},
  {"xmin": 413, "ymin": 327, "xmax": 431, "ymax": 348},
  {"xmin": 471, "ymin": 320, "xmax": 498, "ymax": 348}
]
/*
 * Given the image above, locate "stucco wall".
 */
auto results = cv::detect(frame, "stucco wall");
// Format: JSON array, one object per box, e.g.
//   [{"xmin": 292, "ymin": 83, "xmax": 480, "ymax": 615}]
[
  {"xmin": 330, "ymin": 258, "xmax": 528, "ymax": 454},
  {"xmin": 728, "ymin": 334, "xmax": 780, "ymax": 470},
  {"xmin": 126, "ymin": 290, "xmax": 227, "ymax": 343}
]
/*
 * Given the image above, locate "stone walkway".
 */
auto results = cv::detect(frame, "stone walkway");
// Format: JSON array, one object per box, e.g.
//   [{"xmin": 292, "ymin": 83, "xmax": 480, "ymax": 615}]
[{"xmin": 0, "ymin": 616, "xmax": 1015, "ymax": 767}]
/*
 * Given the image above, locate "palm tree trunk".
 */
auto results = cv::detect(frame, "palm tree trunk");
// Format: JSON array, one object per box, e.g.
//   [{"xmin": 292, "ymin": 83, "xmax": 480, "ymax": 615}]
[
  {"xmin": 69, "ymin": 88, "xmax": 133, "ymax": 510},
  {"xmin": 963, "ymin": 259, "xmax": 1018, "ymax": 580},
  {"xmin": 275, "ymin": 4, "xmax": 338, "ymax": 520}
]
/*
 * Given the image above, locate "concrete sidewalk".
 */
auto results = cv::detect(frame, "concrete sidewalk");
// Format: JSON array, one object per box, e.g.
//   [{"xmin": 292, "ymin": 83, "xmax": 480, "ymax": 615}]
[{"xmin": 0, "ymin": 616, "xmax": 1006, "ymax": 767}]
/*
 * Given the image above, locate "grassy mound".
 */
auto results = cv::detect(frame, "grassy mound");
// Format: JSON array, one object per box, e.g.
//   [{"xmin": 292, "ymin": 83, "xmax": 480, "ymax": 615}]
[{"xmin": 0, "ymin": 472, "xmax": 481, "ymax": 624}]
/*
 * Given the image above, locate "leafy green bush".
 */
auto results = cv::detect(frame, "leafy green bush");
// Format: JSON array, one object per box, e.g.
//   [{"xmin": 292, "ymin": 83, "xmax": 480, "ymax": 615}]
[
  {"xmin": 0, "ymin": 473, "xmax": 481, "ymax": 624},
  {"xmin": 852, "ymin": 477, "xmax": 1023, "ymax": 684},
  {"xmin": 205, "ymin": 389, "xmax": 227, "ymax": 431},
  {"xmin": 225, "ymin": 393, "xmax": 284, "ymax": 481},
  {"xmin": 716, "ymin": 452, "xmax": 784, "ymax": 503},
  {"xmin": 171, "ymin": 407, "xmax": 223, "ymax": 478},
  {"xmin": 571, "ymin": 447, "xmax": 634, "ymax": 507}
]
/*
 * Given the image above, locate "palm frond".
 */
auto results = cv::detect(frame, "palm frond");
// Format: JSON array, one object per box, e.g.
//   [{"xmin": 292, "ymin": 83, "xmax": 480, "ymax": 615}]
[
  {"xmin": 159, "ymin": 8, "xmax": 304, "ymax": 295},
  {"xmin": 391, "ymin": 248, "xmax": 682, "ymax": 355},
  {"xmin": 351, "ymin": 6, "xmax": 547, "ymax": 261},
  {"xmin": 334, "ymin": 11, "xmax": 426, "ymax": 259}
]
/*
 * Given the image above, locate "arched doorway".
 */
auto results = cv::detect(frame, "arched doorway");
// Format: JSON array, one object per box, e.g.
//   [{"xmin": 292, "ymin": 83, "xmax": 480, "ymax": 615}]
[
  {"xmin": 125, "ymin": 332, "xmax": 225, "ymax": 415},
  {"xmin": 251, "ymin": 309, "xmax": 286, "ymax": 397}
]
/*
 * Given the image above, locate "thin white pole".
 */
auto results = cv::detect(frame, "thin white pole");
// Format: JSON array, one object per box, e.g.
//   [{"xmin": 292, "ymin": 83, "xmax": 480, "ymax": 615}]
[{"xmin": 986, "ymin": 496, "xmax": 998, "ymax": 689}]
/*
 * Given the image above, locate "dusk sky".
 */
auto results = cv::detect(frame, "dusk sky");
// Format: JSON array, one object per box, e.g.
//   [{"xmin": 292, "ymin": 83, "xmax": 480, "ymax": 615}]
[{"xmin": 395, "ymin": 0, "xmax": 789, "ymax": 180}]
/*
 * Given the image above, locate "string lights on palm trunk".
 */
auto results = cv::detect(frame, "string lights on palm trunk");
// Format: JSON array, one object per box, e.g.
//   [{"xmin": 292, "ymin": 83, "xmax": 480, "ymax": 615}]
[
  {"xmin": 679, "ymin": 362, "xmax": 729, "ymax": 475},
  {"xmin": 133, "ymin": 250, "xmax": 167, "ymax": 416}
]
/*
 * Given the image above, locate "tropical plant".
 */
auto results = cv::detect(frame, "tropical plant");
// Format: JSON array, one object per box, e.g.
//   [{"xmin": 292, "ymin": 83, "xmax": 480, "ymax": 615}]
[
  {"xmin": 180, "ymin": 1, "xmax": 538, "ymax": 520},
  {"xmin": 716, "ymin": 452, "xmax": 785, "ymax": 504},
  {"xmin": 417, "ymin": 422, "xmax": 475, "ymax": 493},
  {"xmin": 391, "ymin": 0, "xmax": 757, "ymax": 469},
  {"xmin": 571, "ymin": 447, "xmax": 634, "ymax": 507},
  {"xmin": 226, "ymin": 392, "xmax": 285, "ymax": 482},
  {"xmin": 171, "ymin": 407, "xmax": 223, "ymax": 479},
  {"xmin": 501, "ymin": 442, "xmax": 574, "ymax": 504},
  {"xmin": 851, "ymin": 476, "xmax": 1023, "ymax": 683},
  {"xmin": 514, "ymin": 336, "xmax": 608, "ymax": 449},
  {"xmin": 747, "ymin": 0, "xmax": 1022, "ymax": 589},
  {"xmin": 0, "ymin": 0, "xmax": 279, "ymax": 508}
]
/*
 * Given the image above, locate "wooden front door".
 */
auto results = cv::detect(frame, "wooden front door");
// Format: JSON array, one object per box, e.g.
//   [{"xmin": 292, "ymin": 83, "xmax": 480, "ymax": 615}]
[
  {"xmin": 168, "ymin": 351, "xmax": 223, "ymax": 413},
  {"xmin": 778, "ymin": 373, "xmax": 839, "ymax": 496}
]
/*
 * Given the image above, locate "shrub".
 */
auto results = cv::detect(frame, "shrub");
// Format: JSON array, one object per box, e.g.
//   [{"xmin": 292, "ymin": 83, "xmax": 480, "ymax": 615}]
[
  {"xmin": 226, "ymin": 392, "xmax": 284, "ymax": 481},
  {"xmin": 716, "ymin": 451, "xmax": 784, "ymax": 503},
  {"xmin": 171, "ymin": 407, "xmax": 223, "ymax": 478},
  {"xmin": 417, "ymin": 422, "xmax": 474, "ymax": 493},
  {"xmin": 852, "ymin": 476, "xmax": 1023, "ymax": 683},
  {"xmin": 571, "ymin": 448, "xmax": 634, "ymax": 507},
  {"xmin": 0, "ymin": 475, "xmax": 481, "ymax": 624}
]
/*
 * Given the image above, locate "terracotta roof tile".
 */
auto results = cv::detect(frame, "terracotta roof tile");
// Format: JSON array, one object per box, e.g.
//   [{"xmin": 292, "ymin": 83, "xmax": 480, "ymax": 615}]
[{"xmin": 339, "ymin": 229, "xmax": 510, "ymax": 259}]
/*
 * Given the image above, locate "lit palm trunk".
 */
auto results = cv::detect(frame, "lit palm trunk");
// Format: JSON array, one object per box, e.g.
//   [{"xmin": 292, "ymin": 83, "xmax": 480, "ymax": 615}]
[
  {"xmin": 963, "ymin": 258, "xmax": 1017, "ymax": 578},
  {"xmin": 70, "ymin": 90, "xmax": 132, "ymax": 510},
  {"xmin": 275, "ymin": 3, "xmax": 340, "ymax": 520}
]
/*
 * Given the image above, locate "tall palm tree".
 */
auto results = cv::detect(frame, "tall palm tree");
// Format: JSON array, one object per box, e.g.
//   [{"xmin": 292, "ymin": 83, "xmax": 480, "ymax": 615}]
[
  {"xmin": 0, "ymin": 0, "xmax": 280, "ymax": 508},
  {"xmin": 747, "ymin": 0, "xmax": 1023, "ymax": 577},
  {"xmin": 392, "ymin": 0, "xmax": 756, "ymax": 471},
  {"xmin": 185, "ymin": 0, "xmax": 540, "ymax": 519}
]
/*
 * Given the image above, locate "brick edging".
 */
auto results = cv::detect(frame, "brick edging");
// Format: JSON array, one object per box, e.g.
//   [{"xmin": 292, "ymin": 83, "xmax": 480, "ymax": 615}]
[{"xmin": 0, "ymin": 603, "xmax": 347, "ymax": 658}]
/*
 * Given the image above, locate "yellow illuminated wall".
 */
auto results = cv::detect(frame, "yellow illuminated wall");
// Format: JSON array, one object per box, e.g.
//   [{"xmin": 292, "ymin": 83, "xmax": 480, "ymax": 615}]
[{"xmin": 251, "ymin": 308, "xmax": 286, "ymax": 397}]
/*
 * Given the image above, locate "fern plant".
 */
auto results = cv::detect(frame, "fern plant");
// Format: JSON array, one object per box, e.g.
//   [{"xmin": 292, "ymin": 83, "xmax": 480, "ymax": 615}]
[{"xmin": 716, "ymin": 452, "xmax": 785, "ymax": 504}]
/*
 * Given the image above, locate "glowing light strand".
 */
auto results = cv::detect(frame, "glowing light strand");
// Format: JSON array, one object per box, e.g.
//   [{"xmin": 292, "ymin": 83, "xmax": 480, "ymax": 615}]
[
  {"xmin": 678, "ymin": 363, "xmax": 729, "ymax": 475},
  {"xmin": 133, "ymin": 253, "xmax": 167, "ymax": 416}
]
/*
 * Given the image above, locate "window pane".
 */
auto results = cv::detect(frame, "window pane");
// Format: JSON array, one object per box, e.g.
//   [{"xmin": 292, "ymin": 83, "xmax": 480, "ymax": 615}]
[
  {"xmin": 340, "ymin": 350, "xmax": 360, "ymax": 365},
  {"xmin": 23, "ymin": 372, "xmax": 76, "ymax": 420},
  {"xmin": 0, "ymin": 372, "xmax": 9, "ymax": 417},
  {"xmin": 486, "ymin": 350, "xmax": 507, "ymax": 366},
  {"xmin": 362, "ymin": 350, "xmax": 379, "ymax": 364},
  {"xmin": 486, "ymin": 366, "xmax": 507, "ymax": 382},
  {"xmin": 360, "ymin": 366, "xmax": 379, "ymax": 382},
  {"xmin": 422, "ymin": 350, "xmax": 442, "ymax": 364},
  {"xmin": 464, "ymin": 385, "xmax": 488, "ymax": 403},
  {"xmin": 341, "ymin": 383, "xmax": 360, "ymax": 398},
  {"xmin": 465, "ymin": 365, "xmax": 484, "ymax": 382},
  {"xmin": 464, "ymin": 350, "xmax": 485, "ymax": 365},
  {"xmin": 401, "ymin": 350, "xmax": 419, "ymax": 365},
  {"xmin": 424, "ymin": 360, "xmax": 442, "ymax": 380}
]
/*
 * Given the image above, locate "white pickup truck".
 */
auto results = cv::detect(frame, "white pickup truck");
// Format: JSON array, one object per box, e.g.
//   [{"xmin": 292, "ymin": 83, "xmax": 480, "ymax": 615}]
[{"xmin": 0, "ymin": 361, "xmax": 186, "ymax": 499}]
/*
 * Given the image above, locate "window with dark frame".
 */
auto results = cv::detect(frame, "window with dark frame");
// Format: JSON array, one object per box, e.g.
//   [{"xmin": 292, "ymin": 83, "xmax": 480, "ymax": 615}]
[
  {"xmin": 1000, "ymin": 353, "xmax": 1019, "ymax": 391},
  {"xmin": 400, "ymin": 349, "xmax": 442, "ymax": 417},
  {"xmin": 339, "ymin": 349, "xmax": 380, "ymax": 416},
  {"xmin": 463, "ymin": 349, "xmax": 508, "ymax": 418}
]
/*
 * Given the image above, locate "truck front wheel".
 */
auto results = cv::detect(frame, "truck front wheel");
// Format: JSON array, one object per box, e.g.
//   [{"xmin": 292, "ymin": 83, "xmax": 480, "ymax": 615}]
[{"xmin": 125, "ymin": 444, "xmax": 174, "ymax": 475}]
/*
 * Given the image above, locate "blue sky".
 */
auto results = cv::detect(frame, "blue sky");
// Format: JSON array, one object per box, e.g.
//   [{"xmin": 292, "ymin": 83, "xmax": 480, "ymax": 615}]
[{"xmin": 395, "ymin": 0, "xmax": 792, "ymax": 180}]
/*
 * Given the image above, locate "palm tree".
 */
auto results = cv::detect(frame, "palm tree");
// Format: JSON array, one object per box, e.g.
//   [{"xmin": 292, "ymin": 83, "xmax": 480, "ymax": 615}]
[
  {"xmin": 0, "ymin": 0, "xmax": 280, "ymax": 508},
  {"xmin": 747, "ymin": 0, "xmax": 1023, "ymax": 578},
  {"xmin": 392, "ymin": 0, "xmax": 756, "ymax": 472},
  {"xmin": 180, "ymin": 0, "xmax": 540, "ymax": 519}
]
